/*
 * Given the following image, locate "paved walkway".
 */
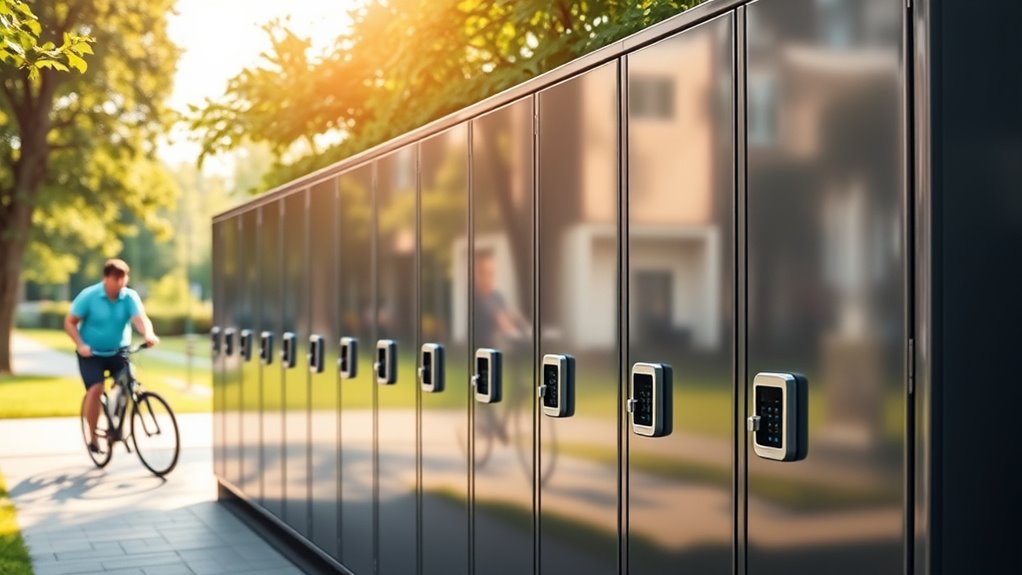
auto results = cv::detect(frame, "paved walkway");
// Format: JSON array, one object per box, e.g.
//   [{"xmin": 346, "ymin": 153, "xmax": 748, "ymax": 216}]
[
  {"xmin": 11, "ymin": 333, "xmax": 80, "ymax": 377},
  {"xmin": 2, "ymin": 336, "xmax": 304, "ymax": 575}
]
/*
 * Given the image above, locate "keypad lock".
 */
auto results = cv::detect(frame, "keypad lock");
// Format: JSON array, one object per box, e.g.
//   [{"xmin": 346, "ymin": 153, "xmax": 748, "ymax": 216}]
[
  {"xmin": 628, "ymin": 363, "xmax": 673, "ymax": 437},
  {"xmin": 259, "ymin": 331, "xmax": 274, "ymax": 365},
  {"xmin": 308, "ymin": 335, "xmax": 325, "ymax": 374},
  {"xmin": 540, "ymin": 354, "xmax": 575, "ymax": 417},
  {"xmin": 748, "ymin": 372, "xmax": 808, "ymax": 462},
  {"xmin": 473, "ymin": 348, "xmax": 501, "ymax": 404},
  {"xmin": 211, "ymin": 327, "xmax": 222, "ymax": 356},
  {"xmin": 339, "ymin": 337, "xmax": 358, "ymax": 379},
  {"xmin": 420, "ymin": 343, "xmax": 444, "ymax": 393},
  {"xmin": 375, "ymin": 340, "xmax": 397, "ymax": 384},
  {"xmin": 224, "ymin": 328, "xmax": 236, "ymax": 357},
  {"xmin": 281, "ymin": 332, "xmax": 297, "ymax": 369},
  {"xmin": 240, "ymin": 329, "xmax": 253, "ymax": 362}
]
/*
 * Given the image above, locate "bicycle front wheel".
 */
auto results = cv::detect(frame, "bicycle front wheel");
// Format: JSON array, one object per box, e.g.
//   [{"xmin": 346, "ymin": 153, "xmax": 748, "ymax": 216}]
[
  {"xmin": 81, "ymin": 393, "xmax": 113, "ymax": 468},
  {"xmin": 131, "ymin": 392, "xmax": 180, "ymax": 477}
]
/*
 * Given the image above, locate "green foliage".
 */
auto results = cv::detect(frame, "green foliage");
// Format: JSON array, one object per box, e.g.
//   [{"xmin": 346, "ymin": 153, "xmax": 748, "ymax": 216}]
[
  {"xmin": 0, "ymin": 0, "xmax": 94, "ymax": 80},
  {"xmin": 191, "ymin": 0, "xmax": 706, "ymax": 189},
  {"xmin": 0, "ymin": 1, "xmax": 181, "ymax": 374}
]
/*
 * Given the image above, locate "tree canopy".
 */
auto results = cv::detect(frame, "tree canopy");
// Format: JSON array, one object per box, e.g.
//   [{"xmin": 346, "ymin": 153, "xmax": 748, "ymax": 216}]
[
  {"xmin": 0, "ymin": 0, "xmax": 179, "ymax": 373},
  {"xmin": 191, "ymin": 0, "xmax": 703, "ymax": 188},
  {"xmin": 0, "ymin": 0, "xmax": 93, "ymax": 79}
]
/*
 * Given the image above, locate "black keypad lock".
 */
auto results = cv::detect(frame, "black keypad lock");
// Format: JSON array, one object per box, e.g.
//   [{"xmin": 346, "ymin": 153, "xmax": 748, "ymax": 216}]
[
  {"xmin": 750, "ymin": 372, "xmax": 808, "ymax": 461},
  {"xmin": 339, "ymin": 337, "xmax": 357, "ymax": 379},
  {"xmin": 224, "ymin": 328, "xmax": 235, "ymax": 357},
  {"xmin": 375, "ymin": 340, "xmax": 396, "ymax": 384},
  {"xmin": 629, "ymin": 363, "xmax": 672, "ymax": 437},
  {"xmin": 240, "ymin": 329, "xmax": 253, "ymax": 362},
  {"xmin": 541, "ymin": 354, "xmax": 574, "ymax": 417},
  {"xmin": 420, "ymin": 343, "xmax": 444, "ymax": 393},
  {"xmin": 211, "ymin": 327, "xmax": 222, "ymax": 356},
  {"xmin": 281, "ymin": 332, "xmax": 297, "ymax": 368},
  {"xmin": 308, "ymin": 335, "xmax": 325, "ymax": 374},
  {"xmin": 473, "ymin": 348, "xmax": 501, "ymax": 403},
  {"xmin": 260, "ymin": 331, "xmax": 274, "ymax": 365}
]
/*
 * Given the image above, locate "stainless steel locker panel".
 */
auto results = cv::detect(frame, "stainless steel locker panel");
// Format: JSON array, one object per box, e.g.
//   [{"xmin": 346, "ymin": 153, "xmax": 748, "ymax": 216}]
[
  {"xmin": 240, "ymin": 208, "xmax": 261, "ymax": 498},
  {"xmin": 420, "ymin": 126, "xmax": 469, "ymax": 575},
  {"xmin": 309, "ymin": 178, "xmax": 341, "ymax": 560},
  {"xmin": 261, "ymin": 201, "xmax": 285, "ymax": 519},
  {"xmin": 213, "ymin": 220, "xmax": 225, "ymax": 481},
  {"xmin": 376, "ymin": 148, "xmax": 418, "ymax": 575},
  {"xmin": 471, "ymin": 97, "xmax": 535, "ymax": 575},
  {"xmin": 338, "ymin": 164, "xmax": 375, "ymax": 575},
  {"xmin": 223, "ymin": 216, "xmax": 241, "ymax": 490},
  {"xmin": 626, "ymin": 14, "xmax": 734, "ymax": 575},
  {"xmin": 283, "ymin": 190, "xmax": 311, "ymax": 537},
  {"xmin": 745, "ymin": 1, "xmax": 905, "ymax": 573},
  {"xmin": 537, "ymin": 61, "xmax": 619, "ymax": 575}
]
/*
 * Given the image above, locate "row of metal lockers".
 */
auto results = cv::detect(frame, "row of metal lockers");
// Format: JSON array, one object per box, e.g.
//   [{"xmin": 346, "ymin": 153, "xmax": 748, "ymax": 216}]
[{"xmin": 212, "ymin": 2, "xmax": 909, "ymax": 575}]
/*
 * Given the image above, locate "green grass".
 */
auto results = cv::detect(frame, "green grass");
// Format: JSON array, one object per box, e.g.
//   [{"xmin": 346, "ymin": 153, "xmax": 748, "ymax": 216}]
[
  {"xmin": 0, "ymin": 470, "xmax": 33, "ymax": 575},
  {"xmin": 2, "ymin": 330, "xmax": 210, "ymax": 418}
]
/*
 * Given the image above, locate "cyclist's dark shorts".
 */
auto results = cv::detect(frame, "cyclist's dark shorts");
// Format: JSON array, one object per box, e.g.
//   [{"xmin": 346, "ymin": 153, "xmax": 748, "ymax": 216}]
[{"xmin": 77, "ymin": 348, "xmax": 129, "ymax": 389}]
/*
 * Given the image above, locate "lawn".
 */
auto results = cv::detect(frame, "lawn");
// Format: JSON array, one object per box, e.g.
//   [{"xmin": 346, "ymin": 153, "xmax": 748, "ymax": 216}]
[
  {"xmin": 2, "ymin": 329, "xmax": 211, "ymax": 419},
  {"xmin": 0, "ymin": 470, "xmax": 32, "ymax": 575}
]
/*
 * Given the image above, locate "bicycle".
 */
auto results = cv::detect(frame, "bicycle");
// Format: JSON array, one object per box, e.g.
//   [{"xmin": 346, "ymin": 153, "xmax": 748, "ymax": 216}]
[{"xmin": 79, "ymin": 343, "xmax": 181, "ymax": 477}]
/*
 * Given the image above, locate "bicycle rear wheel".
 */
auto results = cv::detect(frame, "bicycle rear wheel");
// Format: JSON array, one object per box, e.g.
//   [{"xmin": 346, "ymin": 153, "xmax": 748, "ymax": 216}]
[
  {"xmin": 131, "ymin": 391, "xmax": 180, "ymax": 477},
  {"xmin": 80, "ymin": 393, "xmax": 113, "ymax": 468}
]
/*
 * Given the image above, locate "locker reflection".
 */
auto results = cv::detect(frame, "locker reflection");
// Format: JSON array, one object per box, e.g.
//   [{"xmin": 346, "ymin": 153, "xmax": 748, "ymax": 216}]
[
  {"xmin": 338, "ymin": 165, "xmax": 375, "ymax": 575},
  {"xmin": 259, "ymin": 201, "xmax": 285, "ymax": 520},
  {"xmin": 419, "ymin": 126, "xmax": 470, "ymax": 575},
  {"xmin": 308, "ymin": 179, "xmax": 340, "ymax": 560},
  {"xmin": 538, "ymin": 61, "xmax": 619, "ymax": 575},
  {"xmin": 376, "ymin": 149, "xmax": 418, "ymax": 575},
  {"xmin": 626, "ymin": 14, "xmax": 734, "ymax": 575},
  {"xmin": 239, "ymin": 209, "xmax": 261, "ymax": 499},
  {"xmin": 746, "ymin": 0, "xmax": 905, "ymax": 573},
  {"xmin": 283, "ymin": 190, "xmax": 310, "ymax": 537},
  {"xmin": 471, "ymin": 97, "xmax": 535, "ymax": 575}
]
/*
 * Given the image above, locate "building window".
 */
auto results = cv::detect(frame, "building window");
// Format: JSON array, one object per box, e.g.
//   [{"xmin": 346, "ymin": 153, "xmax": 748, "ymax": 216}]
[
  {"xmin": 748, "ymin": 73, "xmax": 778, "ymax": 146},
  {"xmin": 630, "ymin": 76, "xmax": 675, "ymax": 119}
]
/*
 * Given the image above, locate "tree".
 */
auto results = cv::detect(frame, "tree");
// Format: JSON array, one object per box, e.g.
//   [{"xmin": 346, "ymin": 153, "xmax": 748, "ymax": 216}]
[
  {"xmin": 190, "ymin": 0, "xmax": 703, "ymax": 189},
  {"xmin": 0, "ymin": 0, "xmax": 94, "ymax": 79},
  {"xmin": 0, "ymin": 0, "xmax": 179, "ymax": 374}
]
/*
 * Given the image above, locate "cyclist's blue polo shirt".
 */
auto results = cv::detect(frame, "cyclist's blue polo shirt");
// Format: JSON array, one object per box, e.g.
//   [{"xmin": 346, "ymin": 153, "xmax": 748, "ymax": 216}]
[{"xmin": 70, "ymin": 282, "xmax": 142, "ymax": 357}]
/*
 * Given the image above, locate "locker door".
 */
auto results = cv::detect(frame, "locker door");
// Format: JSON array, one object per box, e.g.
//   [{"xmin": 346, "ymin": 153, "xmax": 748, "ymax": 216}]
[
  {"xmin": 338, "ymin": 164, "xmax": 375, "ymax": 575},
  {"xmin": 261, "ymin": 201, "xmax": 285, "ymax": 520},
  {"xmin": 223, "ymin": 217, "xmax": 241, "ymax": 488},
  {"xmin": 212, "ymin": 220, "xmax": 225, "ymax": 481},
  {"xmin": 419, "ymin": 126, "xmax": 470, "ymax": 575},
  {"xmin": 537, "ymin": 61, "xmax": 619, "ymax": 575},
  {"xmin": 283, "ymin": 190, "xmax": 311, "ymax": 537},
  {"xmin": 626, "ymin": 13, "xmax": 735, "ymax": 575},
  {"xmin": 376, "ymin": 149, "xmax": 418, "ymax": 575},
  {"xmin": 471, "ymin": 97, "xmax": 535, "ymax": 575},
  {"xmin": 745, "ymin": 1, "xmax": 906, "ymax": 573},
  {"xmin": 240, "ymin": 209, "xmax": 261, "ymax": 497},
  {"xmin": 309, "ymin": 178, "xmax": 340, "ymax": 560}
]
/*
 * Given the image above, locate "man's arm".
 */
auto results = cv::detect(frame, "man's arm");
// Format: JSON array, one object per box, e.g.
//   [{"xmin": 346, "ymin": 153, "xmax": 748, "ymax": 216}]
[
  {"xmin": 64, "ymin": 314, "xmax": 92, "ymax": 357},
  {"xmin": 130, "ymin": 313, "xmax": 159, "ymax": 347}
]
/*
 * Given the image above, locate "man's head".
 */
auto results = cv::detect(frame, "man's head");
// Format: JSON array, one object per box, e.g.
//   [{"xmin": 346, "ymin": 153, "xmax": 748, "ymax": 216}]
[
  {"xmin": 102, "ymin": 258, "xmax": 130, "ymax": 293},
  {"xmin": 474, "ymin": 249, "xmax": 496, "ymax": 295}
]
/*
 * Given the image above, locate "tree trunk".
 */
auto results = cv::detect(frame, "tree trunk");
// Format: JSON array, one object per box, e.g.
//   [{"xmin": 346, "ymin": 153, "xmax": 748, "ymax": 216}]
[
  {"xmin": 0, "ymin": 74, "xmax": 55, "ymax": 374},
  {"xmin": 0, "ymin": 188, "xmax": 36, "ymax": 375}
]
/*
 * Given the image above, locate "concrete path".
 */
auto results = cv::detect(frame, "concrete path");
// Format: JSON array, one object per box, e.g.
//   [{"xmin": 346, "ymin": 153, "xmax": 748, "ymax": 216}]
[
  {"xmin": 0, "ymin": 415, "xmax": 304, "ymax": 575},
  {"xmin": 3, "ymin": 333, "xmax": 302, "ymax": 574},
  {"xmin": 11, "ymin": 333, "xmax": 79, "ymax": 377}
]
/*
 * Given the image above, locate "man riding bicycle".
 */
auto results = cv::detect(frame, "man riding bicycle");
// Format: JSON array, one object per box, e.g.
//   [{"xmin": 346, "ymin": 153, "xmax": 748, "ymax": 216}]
[{"xmin": 64, "ymin": 258, "xmax": 159, "ymax": 454}]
